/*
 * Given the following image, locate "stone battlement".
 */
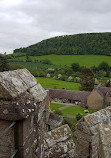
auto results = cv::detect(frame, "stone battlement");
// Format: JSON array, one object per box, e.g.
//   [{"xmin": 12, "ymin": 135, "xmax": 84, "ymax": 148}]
[{"xmin": 0, "ymin": 69, "xmax": 75, "ymax": 158}]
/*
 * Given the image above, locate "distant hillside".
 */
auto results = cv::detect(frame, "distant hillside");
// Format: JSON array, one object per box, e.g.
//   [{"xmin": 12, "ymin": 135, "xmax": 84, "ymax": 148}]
[{"xmin": 14, "ymin": 32, "xmax": 111, "ymax": 56}]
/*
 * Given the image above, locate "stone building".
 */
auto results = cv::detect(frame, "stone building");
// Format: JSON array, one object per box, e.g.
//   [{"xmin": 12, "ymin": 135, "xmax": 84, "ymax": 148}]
[
  {"xmin": 87, "ymin": 83, "xmax": 111, "ymax": 111},
  {"xmin": 48, "ymin": 89, "xmax": 90, "ymax": 105},
  {"xmin": 0, "ymin": 69, "xmax": 75, "ymax": 158}
]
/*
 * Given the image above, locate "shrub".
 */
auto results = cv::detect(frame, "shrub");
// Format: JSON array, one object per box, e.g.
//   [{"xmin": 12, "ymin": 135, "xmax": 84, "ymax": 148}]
[
  {"xmin": 98, "ymin": 61, "xmax": 110, "ymax": 71},
  {"xmin": 85, "ymin": 105, "xmax": 88, "ymax": 109},
  {"xmin": 62, "ymin": 117, "xmax": 75, "ymax": 127},
  {"xmin": 71, "ymin": 123, "xmax": 75, "ymax": 132},
  {"xmin": 71, "ymin": 62, "xmax": 80, "ymax": 72},
  {"xmin": 76, "ymin": 113, "xmax": 82, "ymax": 121},
  {"xmin": 42, "ymin": 59, "xmax": 52, "ymax": 65},
  {"xmin": 9, "ymin": 64, "xmax": 23, "ymax": 70},
  {"xmin": 58, "ymin": 74, "xmax": 62, "ymax": 79},
  {"xmin": 54, "ymin": 109, "xmax": 63, "ymax": 115},
  {"xmin": 68, "ymin": 76, "xmax": 73, "ymax": 82},
  {"xmin": 46, "ymin": 73, "xmax": 50, "ymax": 78}
]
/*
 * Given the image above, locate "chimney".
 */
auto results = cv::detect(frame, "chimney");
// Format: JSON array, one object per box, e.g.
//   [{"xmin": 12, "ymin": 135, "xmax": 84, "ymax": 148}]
[{"xmin": 99, "ymin": 80, "xmax": 103, "ymax": 84}]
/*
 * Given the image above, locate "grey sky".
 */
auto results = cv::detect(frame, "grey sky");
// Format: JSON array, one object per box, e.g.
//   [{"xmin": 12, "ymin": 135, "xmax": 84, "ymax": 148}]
[{"xmin": 0, "ymin": 0, "xmax": 111, "ymax": 54}]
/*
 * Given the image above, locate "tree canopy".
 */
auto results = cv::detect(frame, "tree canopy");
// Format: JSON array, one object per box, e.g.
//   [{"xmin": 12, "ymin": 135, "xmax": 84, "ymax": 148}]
[
  {"xmin": 71, "ymin": 63, "xmax": 80, "ymax": 72},
  {"xmin": 80, "ymin": 68, "xmax": 95, "ymax": 91},
  {"xmin": 0, "ymin": 55, "xmax": 9, "ymax": 72},
  {"xmin": 14, "ymin": 32, "xmax": 111, "ymax": 56},
  {"xmin": 98, "ymin": 61, "xmax": 110, "ymax": 71}
]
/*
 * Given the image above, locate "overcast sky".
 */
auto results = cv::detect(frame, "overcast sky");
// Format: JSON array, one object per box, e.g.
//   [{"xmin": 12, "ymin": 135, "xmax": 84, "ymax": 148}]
[{"xmin": 1, "ymin": 0, "xmax": 111, "ymax": 54}]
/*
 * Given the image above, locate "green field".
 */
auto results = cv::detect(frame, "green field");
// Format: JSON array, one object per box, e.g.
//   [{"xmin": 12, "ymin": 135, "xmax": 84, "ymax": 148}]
[
  {"xmin": 50, "ymin": 103, "xmax": 65, "ymax": 111},
  {"xmin": 9, "ymin": 55, "xmax": 111, "ymax": 67},
  {"xmin": 61, "ymin": 106, "xmax": 94, "ymax": 116},
  {"xmin": 50, "ymin": 103, "xmax": 95, "ymax": 116},
  {"xmin": 9, "ymin": 61, "xmax": 59, "ymax": 69},
  {"xmin": 37, "ymin": 77, "xmax": 80, "ymax": 90}
]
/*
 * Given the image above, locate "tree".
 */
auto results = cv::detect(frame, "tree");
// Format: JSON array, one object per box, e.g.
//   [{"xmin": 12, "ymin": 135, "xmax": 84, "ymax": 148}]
[
  {"xmin": 80, "ymin": 68, "xmax": 95, "ymax": 91},
  {"xmin": 0, "ymin": 55, "xmax": 9, "ymax": 72},
  {"xmin": 98, "ymin": 61, "xmax": 110, "ymax": 71},
  {"xmin": 71, "ymin": 62, "xmax": 80, "ymax": 72},
  {"xmin": 90, "ymin": 66, "xmax": 98, "ymax": 73}
]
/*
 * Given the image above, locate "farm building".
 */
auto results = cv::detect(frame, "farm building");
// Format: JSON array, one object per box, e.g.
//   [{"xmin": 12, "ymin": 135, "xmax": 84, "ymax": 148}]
[
  {"xmin": 87, "ymin": 83, "xmax": 111, "ymax": 110},
  {"xmin": 48, "ymin": 89, "xmax": 90, "ymax": 106}
]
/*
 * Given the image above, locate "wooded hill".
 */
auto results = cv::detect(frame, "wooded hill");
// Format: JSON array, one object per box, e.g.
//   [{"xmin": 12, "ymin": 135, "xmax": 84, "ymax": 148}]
[{"xmin": 14, "ymin": 32, "xmax": 111, "ymax": 56}]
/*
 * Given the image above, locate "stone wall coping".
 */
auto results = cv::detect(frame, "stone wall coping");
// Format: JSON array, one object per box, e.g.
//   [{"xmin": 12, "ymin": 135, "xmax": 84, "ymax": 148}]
[
  {"xmin": 44, "ymin": 124, "xmax": 72, "ymax": 149},
  {"xmin": 0, "ymin": 69, "xmax": 47, "ymax": 121}
]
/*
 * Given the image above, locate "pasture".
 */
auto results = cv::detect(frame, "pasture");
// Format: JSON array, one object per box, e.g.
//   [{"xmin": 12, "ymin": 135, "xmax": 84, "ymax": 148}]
[
  {"xmin": 37, "ymin": 77, "xmax": 80, "ymax": 90},
  {"xmin": 8, "ymin": 54, "xmax": 111, "ymax": 67},
  {"xmin": 50, "ymin": 103, "xmax": 95, "ymax": 116}
]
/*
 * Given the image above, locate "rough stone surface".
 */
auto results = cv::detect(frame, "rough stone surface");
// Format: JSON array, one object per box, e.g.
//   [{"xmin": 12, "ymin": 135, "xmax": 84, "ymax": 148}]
[
  {"xmin": 76, "ymin": 106, "xmax": 111, "ymax": 158},
  {"xmin": 30, "ymin": 83, "xmax": 47, "ymax": 102},
  {"xmin": 48, "ymin": 112, "xmax": 63, "ymax": 129},
  {"xmin": 44, "ymin": 124, "xmax": 75, "ymax": 158},
  {"xmin": 0, "ymin": 69, "xmax": 74, "ymax": 158},
  {"xmin": 98, "ymin": 124, "xmax": 111, "ymax": 158},
  {"xmin": 0, "ymin": 68, "xmax": 37, "ymax": 99},
  {"xmin": 0, "ymin": 69, "xmax": 49, "ymax": 158}
]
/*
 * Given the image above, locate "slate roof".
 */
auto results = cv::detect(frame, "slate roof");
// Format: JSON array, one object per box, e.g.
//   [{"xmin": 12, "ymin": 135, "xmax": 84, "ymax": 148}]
[
  {"xmin": 96, "ymin": 84, "xmax": 111, "ymax": 98},
  {"xmin": 48, "ymin": 89, "xmax": 90, "ymax": 105}
]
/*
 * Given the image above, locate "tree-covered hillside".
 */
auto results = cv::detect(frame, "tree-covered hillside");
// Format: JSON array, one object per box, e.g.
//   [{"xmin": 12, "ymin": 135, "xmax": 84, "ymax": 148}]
[{"xmin": 14, "ymin": 32, "xmax": 111, "ymax": 56}]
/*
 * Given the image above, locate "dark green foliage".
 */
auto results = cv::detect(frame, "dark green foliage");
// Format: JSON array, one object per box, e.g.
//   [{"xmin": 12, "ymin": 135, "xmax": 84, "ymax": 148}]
[
  {"xmin": 90, "ymin": 66, "xmax": 98, "ymax": 73},
  {"xmin": 71, "ymin": 62, "xmax": 80, "ymax": 72},
  {"xmin": 26, "ymin": 54, "xmax": 32, "ymax": 62},
  {"xmin": 54, "ymin": 109, "xmax": 63, "ymax": 115},
  {"xmin": 0, "ymin": 55, "xmax": 9, "ymax": 72},
  {"xmin": 98, "ymin": 61, "xmax": 110, "ymax": 71},
  {"xmin": 9, "ymin": 64, "xmax": 23, "ymax": 70},
  {"xmin": 71, "ymin": 124, "xmax": 76, "ymax": 132},
  {"xmin": 14, "ymin": 32, "xmax": 111, "ymax": 56},
  {"xmin": 62, "ymin": 117, "xmax": 76, "ymax": 128},
  {"xmin": 80, "ymin": 68, "xmax": 95, "ymax": 91},
  {"xmin": 76, "ymin": 113, "xmax": 82, "ymax": 121},
  {"xmin": 41, "ymin": 59, "xmax": 52, "ymax": 65}
]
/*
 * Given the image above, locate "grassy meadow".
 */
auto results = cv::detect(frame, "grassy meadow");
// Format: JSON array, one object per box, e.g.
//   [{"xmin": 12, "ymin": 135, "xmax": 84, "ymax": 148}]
[
  {"xmin": 8, "ymin": 54, "xmax": 111, "ymax": 67},
  {"xmin": 37, "ymin": 77, "xmax": 80, "ymax": 90},
  {"xmin": 60, "ymin": 106, "xmax": 94, "ymax": 116},
  {"xmin": 50, "ymin": 103, "xmax": 65, "ymax": 111},
  {"xmin": 50, "ymin": 103, "xmax": 95, "ymax": 116}
]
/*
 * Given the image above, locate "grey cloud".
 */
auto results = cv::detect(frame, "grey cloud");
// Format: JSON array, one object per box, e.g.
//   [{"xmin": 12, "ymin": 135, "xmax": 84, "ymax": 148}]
[{"xmin": 0, "ymin": 0, "xmax": 111, "ymax": 54}]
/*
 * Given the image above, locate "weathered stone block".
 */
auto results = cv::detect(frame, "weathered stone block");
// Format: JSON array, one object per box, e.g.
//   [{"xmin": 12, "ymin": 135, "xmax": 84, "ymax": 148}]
[
  {"xmin": 0, "ymin": 69, "xmax": 37, "ymax": 99},
  {"xmin": 76, "ymin": 106, "xmax": 111, "ymax": 158},
  {"xmin": 30, "ymin": 83, "xmax": 47, "ymax": 102},
  {"xmin": 44, "ymin": 124, "xmax": 75, "ymax": 158}
]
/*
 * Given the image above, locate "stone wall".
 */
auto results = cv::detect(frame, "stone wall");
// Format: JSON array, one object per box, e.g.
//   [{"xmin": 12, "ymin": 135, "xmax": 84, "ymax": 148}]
[
  {"xmin": 87, "ymin": 89, "xmax": 104, "ymax": 111},
  {"xmin": 0, "ymin": 120, "xmax": 15, "ymax": 158},
  {"xmin": 0, "ymin": 69, "xmax": 48, "ymax": 158},
  {"xmin": 44, "ymin": 124, "xmax": 75, "ymax": 158},
  {"xmin": 0, "ymin": 69, "xmax": 75, "ymax": 158},
  {"xmin": 76, "ymin": 106, "xmax": 111, "ymax": 158}
]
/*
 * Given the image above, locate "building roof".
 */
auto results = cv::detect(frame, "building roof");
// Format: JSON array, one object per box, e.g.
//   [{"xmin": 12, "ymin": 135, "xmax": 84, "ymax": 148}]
[
  {"xmin": 96, "ymin": 84, "xmax": 111, "ymax": 98},
  {"xmin": 48, "ymin": 89, "xmax": 90, "ymax": 105}
]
